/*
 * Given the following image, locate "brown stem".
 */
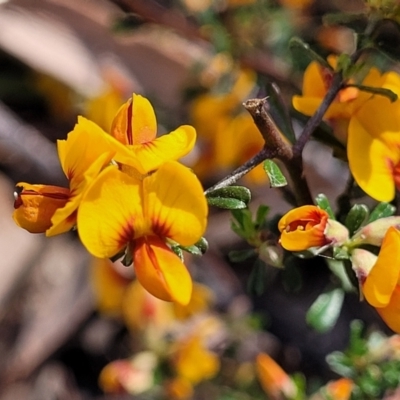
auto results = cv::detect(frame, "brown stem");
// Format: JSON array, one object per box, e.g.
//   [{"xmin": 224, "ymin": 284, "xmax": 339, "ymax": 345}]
[{"xmin": 243, "ymin": 98, "xmax": 313, "ymax": 205}]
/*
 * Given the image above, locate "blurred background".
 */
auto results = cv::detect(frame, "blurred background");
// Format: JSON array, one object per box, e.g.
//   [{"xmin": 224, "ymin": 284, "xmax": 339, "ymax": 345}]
[{"xmin": 0, "ymin": 0, "xmax": 391, "ymax": 399}]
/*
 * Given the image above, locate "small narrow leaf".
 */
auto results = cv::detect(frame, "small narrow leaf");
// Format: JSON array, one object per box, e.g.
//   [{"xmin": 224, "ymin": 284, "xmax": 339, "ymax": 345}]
[
  {"xmin": 194, "ymin": 237, "xmax": 208, "ymax": 254},
  {"xmin": 247, "ymin": 258, "xmax": 267, "ymax": 296},
  {"xmin": 345, "ymin": 204, "xmax": 369, "ymax": 236},
  {"xmin": 368, "ymin": 202, "xmax": 396, "ymax": 223},
  {"xmin": 255, "ymin": 205, "xmax": 270, "ymax": 228},
  {"xmin": 306, "ymin": 288, "xmax": 344, "ymax": 333},
  {"xmin": 171, "ymin": 246, "xmax": 184, "ymax": 261},
  {"xmin": 263, "ymin": 160, "xmax": 287, "ymax": 187},
  {"xmin": 207, "ymin": 197, "xmax": 247, "ymax": 209},
  {"xmin": 346, "ymin": 84, "xmax": 398, "ymax": 102},
  {"xmin": 179, "ymin": 244, "xmax": 203, "ymax": 256},
  {"xmin": 315, "ymin": 194, "xmax": 335, "ymax": 219},
  {"xmin": 289, "ymin": 37, "xmax": 332, "ymax": 70},
  {"xmin": 264, "ymin": 82, "xmax": 296, "ymax": 143},
  {"xmin": 229, "ymin": 249, "xmax": 256, "ymax": 263}
]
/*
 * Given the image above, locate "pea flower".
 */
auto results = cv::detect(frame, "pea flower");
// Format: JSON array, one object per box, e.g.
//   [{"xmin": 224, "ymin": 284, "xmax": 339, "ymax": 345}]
[
  {"xmin": 293, "ymin": 58, "xmax": 400, "ymax": 201},
  {"xmin": 256, "ymin": 352, "xmax": 297, "ymax": 400},
  {"xmin": 361, "ymin": 227, "xmax": 400, "ymax": 333},
  {"xmin": 78, "ymin": 161, "xmax": 207, "ymax": 305},
  {"xmin": 110, "ymin": 93, "xmax": 196, "ymax": 175},
  {"xmin": 278, "ymin": 205, "xmax": 349, "ymax": 251},
  {"xmin": 13, "ymin": 117, "xmax": 131, "ymax": 235}
]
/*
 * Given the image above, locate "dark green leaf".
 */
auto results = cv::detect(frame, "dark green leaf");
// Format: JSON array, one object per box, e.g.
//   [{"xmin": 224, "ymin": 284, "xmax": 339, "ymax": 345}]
[
  {"xmin": 306, "ymin": 288, "xmax": 344, "ymax": 333},
  {"xmin": 346, "ymin": 83, "xmax": 398, "ymax": 102},
  {"xmin": 368, "ymin": 202, "xmax": 396, "ymax": 222},
  {"xmin": 345, "ymin": 204, "xmax": 369, "ymax": 236},
  {"xmin": 179, "ymin": 244, "xmax": 202, "ymax": 256},
  {"xmin": 207, "ymin": 197, "xmax": 247, "ymax": 209},
  {"xmin": 263, "ymin": 160, "xmax": 288, "ymax": 188},
  {"xmin": 315, "ymin": 193, "xmax": 335, "ymax": 219},
  {"xmin": 231, "ymin": 209, "xmax": 255, "ymax": 238},
  {"xmin": 323, "ymin": 12, "xmax": 368, "ymax": 33},
  {"xmin": 289, "ymin": 37, "xmax": 332, "ymax": 70},
  {"xmin": 206, "ymin": 186, "xmax": 251, "ymax": 204},
  {"xmin": 255, "ymin": 205, "xmax": 270, "ymax": 228},
  {"xmin": 264, "ymin": 82, "xmax": 296, "ymax": 143},
  {"xmin": 247, "ymin": 258, "xmax": 267, "ymax": 296},
  {"xmin": 229, "ymin": 249, "xmax": 256, "ymax": 263},
  {"xmin": 171, "ymin": 246, "xmax": 184, "ymax": 261},
  {"xmin": 194, "ymin": 237, "xmax": 208, "ymax": 254}
]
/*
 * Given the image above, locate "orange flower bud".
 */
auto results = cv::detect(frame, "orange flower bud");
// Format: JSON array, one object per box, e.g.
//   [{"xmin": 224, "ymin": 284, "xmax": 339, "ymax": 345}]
[
  {"xmin": 278, "ymin": 206, "xmax": 349, "ymax": 252},
  {"xmin": 256, "ymin": 353, "xmax": 297, "ymax": 399},
  {"xmin": 13, "ymin": 183, "xmax": 70, "ymax": 233},
  {"xmin": 325, "ymin": 378, "xmax": 353, "ymax": 400}
]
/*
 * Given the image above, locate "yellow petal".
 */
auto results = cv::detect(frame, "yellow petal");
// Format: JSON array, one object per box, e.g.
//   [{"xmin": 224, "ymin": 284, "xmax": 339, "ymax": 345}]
[
  {"xmin": 348, "ymin": 116, "xmax": 397, "ymax": 202},
  {"xmin": 363, "ymin": 227, "xmax": 400, "ymax": 307},
  {"xmin": 376, "ymin": 286, "xmax": 400, "ymax": 333},
  {"xmin": 12, "ymin": 183, "xmax": 70, "ymax": 233},
  {"xmin": 302, "ymin": 61, "xmax": 327, "ymax": 98},
  {"xmin": 143, "ymin": 161, "xmax": 207, "ymax": 246},
  {"xmin": 134, "ymin": 236, "xmax": 193, "ymax": 305},
  {"xmin": 78, "ymin": 167, "xmax": 145, "ymax": 258},
  {"xmin": 128, "ymin": 125, "xmax": 196, "ymax": 174},
  {"xmin": 111, "ymin": 93, "xmax": 157, "ymax": 145}
]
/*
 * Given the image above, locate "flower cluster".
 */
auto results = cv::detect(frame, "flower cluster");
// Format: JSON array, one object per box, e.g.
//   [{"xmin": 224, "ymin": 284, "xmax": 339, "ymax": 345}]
[
  {"xmin": 294, "ymin": 56, "xmax": 400, "ymax": 202},
  {"xmin": 13, "ymin": 93, "xmax": 208, "ymax": 305},
  {"xmin": 278, "ymin": 204, "xmax": 400, "ymax": 333}
]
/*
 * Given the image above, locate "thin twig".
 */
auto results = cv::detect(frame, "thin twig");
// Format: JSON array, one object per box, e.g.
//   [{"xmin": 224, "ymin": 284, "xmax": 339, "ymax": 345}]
[{"xmin": 204, "ymin": 147, "xmax": 275, "ymax": 194}]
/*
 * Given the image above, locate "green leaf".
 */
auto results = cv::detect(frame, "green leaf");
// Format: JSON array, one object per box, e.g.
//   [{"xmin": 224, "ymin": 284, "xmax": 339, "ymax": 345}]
[
  {"xmin": 327, "ymin": 259, "xmax": 355, "ymax": 292},
  {"xmin": 231, "ymin": 209, "xmax": 255, "ymax": 239},
  {"xmin": 206, "ymin": 186, "xmax": 251, "ymax": 209},
  {"xmin": 207, "ymin": 197, "xmax": 247, "ymax": 209},
  {"xmin": 229, "ymin": 249, "xmax": 256, "ymax": 263},
  {"xmin": 346, "ymin": 83, "xmax": 398, "ymax": 102},
  {"xmin": 171, "ymin": 245, "xmax": 184, "ymax": 261},
  {"xmin": 306, "ymin": 288, "xmax": 344, "ymax": 333},
  {"xmin": 263, "ymin": 160, "xmax": 288, "ymax": 187},
  {"xmin": 368, "ymin": 202, "xmax": 396, "ymax": 223},
  {"xmin": 264, "ymin": 82, "xmax": 296, "ymax": 143},
  {"xmin": 247, "ymin": 258, "xmax": 267, "ymax": 296},
  {"xmin": 255, "ymin": 205, "xmax": 270, "ymax": 228},
  {"xmin": 194, "ymin": 237, "xmax": 209, "ymax": 254},
  {"xmin": 315, "ymin": 193, "xmax": 335, "ymax": 219},
  {"xmin": 289, "ymin": 37, "xmax": 332, "ymax": 70},
  {"xmin": 322, "ymin": 12, "xmax": 368, "ymax": 33},
  {"xmin": 345, "ymin": 204, "xmax": 369, "ymax": 236},
  {"xmin": 179, "ymin": 244, "xmax": 203, "ymax": 256}
]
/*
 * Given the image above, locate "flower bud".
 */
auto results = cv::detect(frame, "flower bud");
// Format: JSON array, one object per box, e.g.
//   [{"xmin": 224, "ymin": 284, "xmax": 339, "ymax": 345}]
[
  {"xmin": 13, "ymin": 183, "xmax": 70, "ymax": 233},
  {"xmin": 278, "ymin": 205, "xmax": 348, "ymax": 251},
  {"xmin": 351, "ymin": 216, "xmax": 400, "ymax": 246},
  {"xmin": 350, "ymin": 248, "xmax": 377, "ymax": 283}
]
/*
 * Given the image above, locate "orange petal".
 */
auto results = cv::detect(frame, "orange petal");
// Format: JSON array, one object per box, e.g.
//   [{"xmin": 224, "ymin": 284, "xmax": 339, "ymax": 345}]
[
  {"xmin": 143, "ymin": 161, "xmax": 207, "ymax": 246},
  {"xmin": 278, "ymin": 205, "xmax": 329, "ymax": 251},
  {"xmin": 134, "ymin": 236, "xmax": 192, "ymax": 305},
  {"xmin": 363, "ymin": 227, "xmax": 400, "ymax": 307},
  {"xmin": 325, "ymin": 378, "xmax": 354, "ymax": 400},
  {"xmin": 77, "ymin": 167, "xmax": 145, "ymax": 258},
  {"xmin": 111, "ymin": 93, "xmax": 157, "ymax": 145},
  {"xmin": 375, "ymin": 285, "xmax": 400, "ymax": 333},
  {"xmin": 129, "ymin": 125, "xmax": 196, "ymax": 174},
  {"xmin": 12, "ymin": 183, "xmax": 70, "ymax": 233}
]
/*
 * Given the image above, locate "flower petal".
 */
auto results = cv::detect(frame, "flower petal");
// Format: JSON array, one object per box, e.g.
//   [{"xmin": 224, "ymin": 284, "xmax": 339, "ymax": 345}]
[
  {"xmin": 12, "ymin": 183, "xmax": 70, "ymax": 233},
  {"xmin": 348, "ymin": 116, "xmax": 397, "ymax": 202},
  {"xmin": 375, "ymin": 286, "xmax": 400, "ymax": 333},
  {"xmin": 78, "ymin": 167, "xmax": 145, "ymax": 258},
  {"xmin": 363, "ymin": 227, "xmax": 400, "ymax": 307},
  {"xmin": 129, "ymin": 125, "xmax": 196, "ymax": 173},
  {"xmin": 134, "ymin": 236, "xmax": 192, "ymax": 305},
  {"xmin": 111, "ymin": 93, "xmax": 157, "ymax": 145},
  {"xmin": 143, "ymin": 161, "xmax": 207, "ymax": 246}
]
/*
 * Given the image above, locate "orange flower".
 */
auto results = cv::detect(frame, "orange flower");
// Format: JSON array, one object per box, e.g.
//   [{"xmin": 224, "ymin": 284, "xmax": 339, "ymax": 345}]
[
  {"xmin": 324, "ymin": 378, "xmax": 354, "ymax": 400},
  {"xmin": 362, "ymin": 227, "xmax": 400, "ymax": 332},
  {"xmin": 256, "ymin": 353, "xmax": 297, "ymax": 400},
  {"xmin": 13, "ymin": 183, "xmax": 70, "ymax": 233},
  {"xmin": 278, "ymin": 205, "xmax": 348, "ymax": 251}
]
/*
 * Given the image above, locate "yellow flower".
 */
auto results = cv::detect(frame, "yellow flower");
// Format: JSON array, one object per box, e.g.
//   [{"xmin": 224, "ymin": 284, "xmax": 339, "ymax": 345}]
[
  {"xmin": 362, "ymin": 227, "xmax": 400, "ymax": 332},
  {"xmin": 78, "ymin": 161, "xmax": 208, "ymax": 305},
  {"xmin": 256, "ymin": 352, "xmax": 297, "ymax": 399},
  {"xmin": 294, "ymin": 58, "xmax": 400, "ymax": 202},
  {"xmin": 172, "ymin": 335, "xmax": 220, "ymax": 385},
  {"xmin": 278, "ymin": 205, "xmax": 348, "ymax": 251},
  {"xmin": 111, "ymin": 93, "xmax": 196, "ymax": 175},
  {"xmin": 13, "ymin": 117, "xmax": 130, "ymax": 235}
]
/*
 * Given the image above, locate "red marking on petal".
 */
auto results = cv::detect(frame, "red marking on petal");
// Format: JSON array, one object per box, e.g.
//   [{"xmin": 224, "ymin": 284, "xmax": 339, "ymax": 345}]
[{"xmin": 118, "ymin": 223, "xmax": 135, "ymax": 249}]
